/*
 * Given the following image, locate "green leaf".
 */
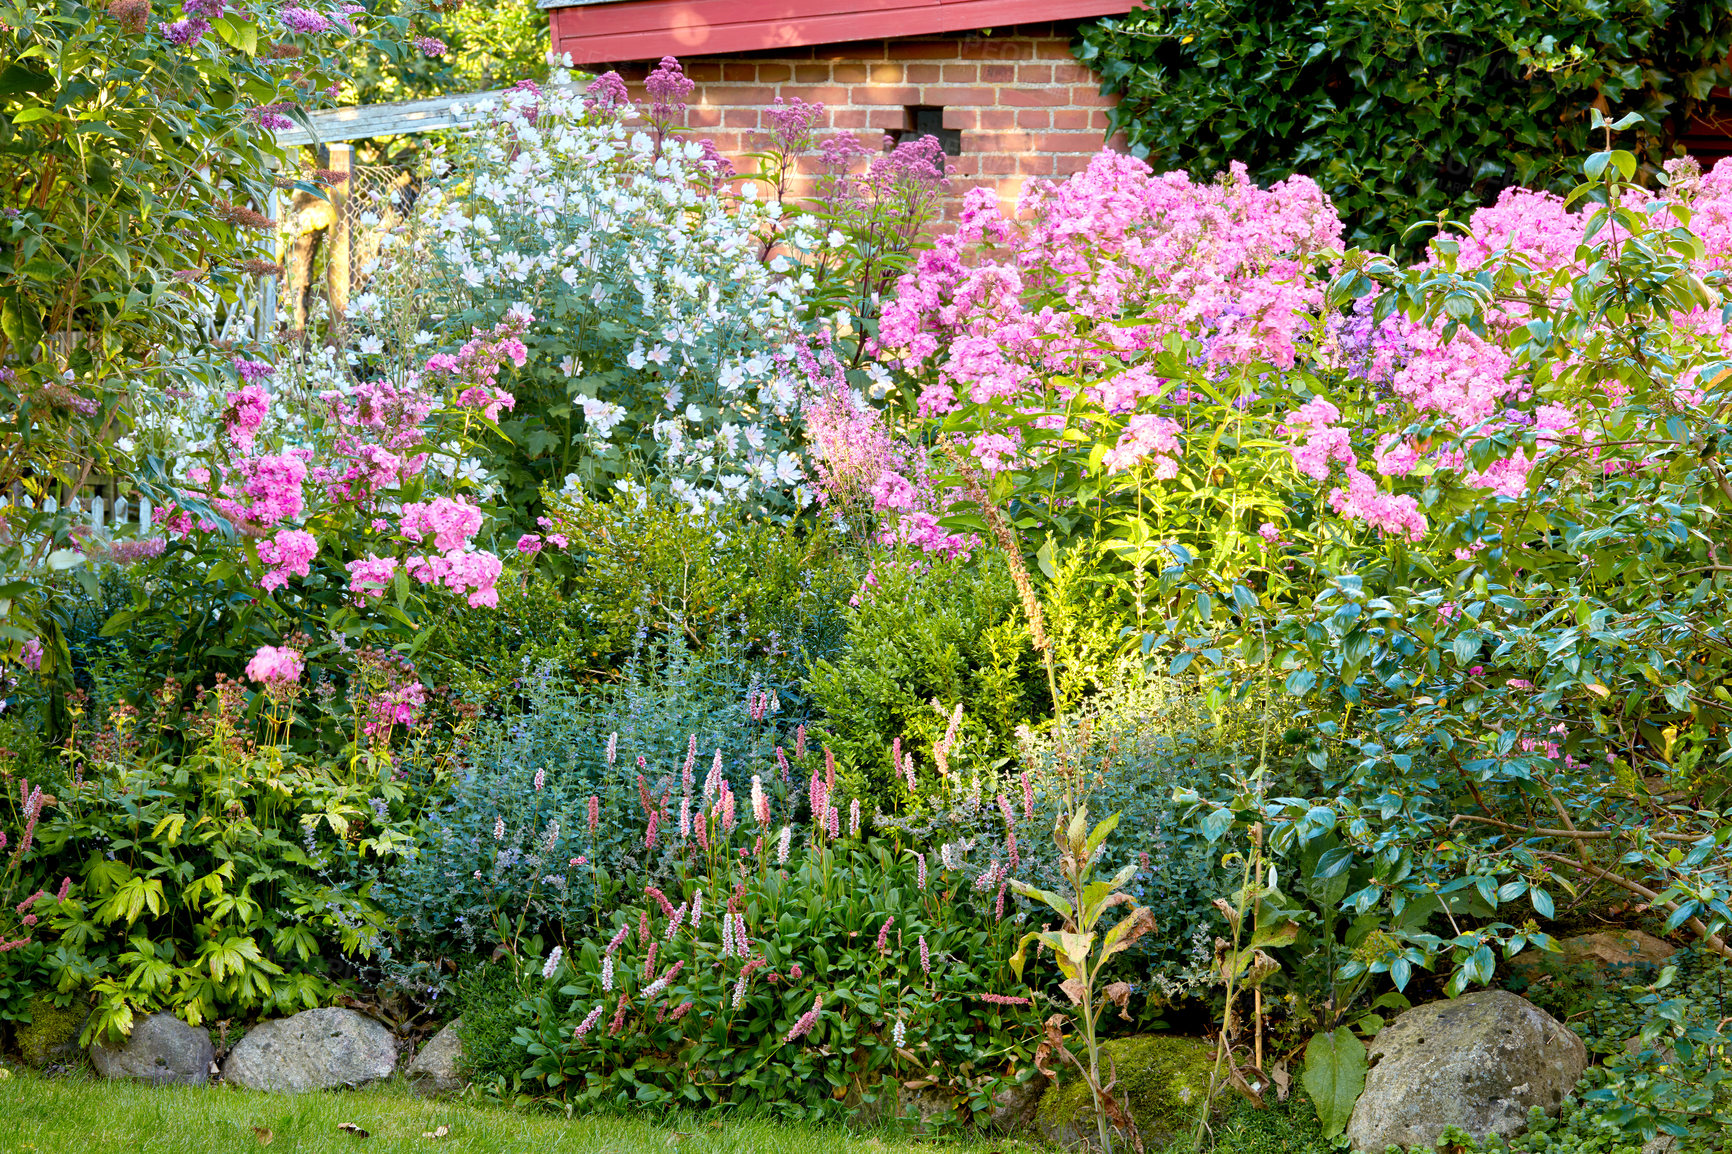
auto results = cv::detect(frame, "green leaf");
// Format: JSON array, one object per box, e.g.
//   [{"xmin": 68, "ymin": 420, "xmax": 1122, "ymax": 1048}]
[{"xmin": 1302, "ymin": 1027, "xmax": 1367, "ymax": 1139}]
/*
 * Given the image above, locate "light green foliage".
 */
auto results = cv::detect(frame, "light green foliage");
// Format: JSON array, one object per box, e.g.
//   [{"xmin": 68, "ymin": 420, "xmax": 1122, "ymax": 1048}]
[
  {"xmin": 535, "ymin": 490, "xmax": 859, "ymax": 681},
  {"xmin": 0, "ymin": 1070, "xmax": 1040, "ymax": 1154},
  {"xmin": 345, "ymin": 0, "xmax": 550, "ymax": 109},
  {"xmin": 1301, "ymin": 1026, "xmax": 1366, "ymax": 1139},
  {"xmin": 451, "ymin": 963, "xmax": 527, "ymax": 1091},
  {"xmin": 805, "ymin": 552, "xmax": 1046, "ymax": 811},
  {"xmin": 1034, "ymin": 1034, "xmax": 1217, "ymax": 1149}
]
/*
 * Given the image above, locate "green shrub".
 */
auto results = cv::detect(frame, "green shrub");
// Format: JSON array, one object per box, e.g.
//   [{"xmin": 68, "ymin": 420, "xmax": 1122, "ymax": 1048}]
[
  {"xmin": 804, "ymin": 552, "xmax": 1047, "ymax": 813},
  {"xmin": 452, "ymin": 962, "xmax": 530, "ymax": 1092}
]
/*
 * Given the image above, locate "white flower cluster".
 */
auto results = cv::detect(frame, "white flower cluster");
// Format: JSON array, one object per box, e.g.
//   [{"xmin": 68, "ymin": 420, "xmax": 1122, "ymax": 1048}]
[{"xmin": 414, "ymin": 71, "xmax": 819, "ymax": 516}]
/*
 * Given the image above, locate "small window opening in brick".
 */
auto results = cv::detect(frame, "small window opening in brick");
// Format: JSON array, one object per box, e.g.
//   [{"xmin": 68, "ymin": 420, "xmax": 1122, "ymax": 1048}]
[{"xmin": 890, "ymin": 105, "xmax": 961, "ymax": 155}]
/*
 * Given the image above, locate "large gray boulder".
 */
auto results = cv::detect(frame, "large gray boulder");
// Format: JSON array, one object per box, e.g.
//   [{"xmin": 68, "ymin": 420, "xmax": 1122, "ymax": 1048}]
[
  {"xmin": 405, "ymin": 1018, "xmax": 466, "ymax": 1097},
  {"xmin": 221, "ymin": 1008, "xmax": 397, "ymax": 1093},
  {"xmin": 90, "ymin": 1012, "xmax": 214, "ymax": 1085},
  {"xmin": 1347, "ymin": 990, "xmax": 1587, "ymax": 1152}
]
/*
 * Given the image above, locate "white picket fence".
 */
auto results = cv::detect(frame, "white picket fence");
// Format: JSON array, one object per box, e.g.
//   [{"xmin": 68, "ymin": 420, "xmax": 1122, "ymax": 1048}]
[{"xmin": 0, "ymin": 489, "xmax": 154, "ymax": 532}]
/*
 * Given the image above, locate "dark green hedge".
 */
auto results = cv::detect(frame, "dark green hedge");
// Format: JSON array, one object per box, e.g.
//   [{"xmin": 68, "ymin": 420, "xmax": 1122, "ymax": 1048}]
[{"xmin": 1075, "ymin": 0, "xmax": 1732, "ymax": 253}]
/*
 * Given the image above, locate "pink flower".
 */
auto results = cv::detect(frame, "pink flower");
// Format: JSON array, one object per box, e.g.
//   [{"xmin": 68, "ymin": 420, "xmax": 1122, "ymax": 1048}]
[
  {"xmin": 783, "ymin": 992, "xmax": 823, "ymax": 1043},
  {"xmin": 257, "ymin": 528, "xmax": 317, "ymax": 592},
  {"xmin": 19, "ymin": 638, "xmax": 43, "ymax": 672},
  {"xmin": 245, "ymin": 645, "xmax": 303, "ymax": 687},
  {"xmin": 1258, "ymin": 522, "xmax": 1278, "ymax": 541},
  {"xmin": 346, "ymin": 554, "xmax": 398, "ymax": 599},
  {"xmin": 516, "ymin": 534, "xmax": 543, "ymax": 555}
]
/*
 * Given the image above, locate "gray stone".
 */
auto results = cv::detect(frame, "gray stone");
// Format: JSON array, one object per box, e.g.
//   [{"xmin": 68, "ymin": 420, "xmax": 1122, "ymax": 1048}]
[
  {"xmin": 405, "ymin": 1019, "xmax": 466, "ymax": 1097},
  {"xmin": 90, "ymin": 1012, "xmax": 214, "ymax": 1085},
  {"xmin": 988, "ymin": 1070, "xmax": 1047, "ymax": 1131},
  {"xmin": 221, "ymin": 1008, "xmax": 398, "ymax": 1093},
  {"xmin": 1347, "ymin": 990, "xmax": 1587, "ymax": 1152}
]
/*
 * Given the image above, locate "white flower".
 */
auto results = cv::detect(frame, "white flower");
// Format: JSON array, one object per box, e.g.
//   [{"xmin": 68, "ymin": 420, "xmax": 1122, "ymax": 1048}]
[
  {"xmin": 646, "ymin": 344, "xmax": 672, "ymax": 366},
  {"xmin": 559, "ymin": 355, "xmax": 582, "ymax": 378},
  {"xmin": 773, "ymin": 452, "xmax": 803, "ymax": 486},
  {"xmin": 826, "ymin": 229, "xmax": 846, "ymax": 248},
  {"xmin": 542, "ymin": 946, "xmax": 563, "ymax": 978},
  {"xmin": 357, "ymin": 335, "xmax": 384, "ymax": 355},
  {"xmin": 455, "ymin": 458, "xmax": 487, "ymax": 484},
  {"xmin": 626, "ymin": 343, "xmax": 648, "ymax": 371},
  {"xmin": 684, "ymin": 403, "xmax": 703, "ymax": 423}
]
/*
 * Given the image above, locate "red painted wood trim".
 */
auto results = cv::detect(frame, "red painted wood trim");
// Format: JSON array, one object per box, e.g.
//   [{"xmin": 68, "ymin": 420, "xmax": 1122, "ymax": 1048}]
[{"xmin": 549, "ymin": 0, "xmax": 1134, "ymax": 63}]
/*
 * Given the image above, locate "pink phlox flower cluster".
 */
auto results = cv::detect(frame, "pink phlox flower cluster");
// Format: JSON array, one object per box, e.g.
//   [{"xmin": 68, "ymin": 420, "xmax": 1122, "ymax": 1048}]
[
  {"xmin": 399, "ymin": 496, "xmax": 484, "ymax": 551},
  {"xmin": 421, "ymin": 316, "xmax": 529, "ymax": 423},
  {"xmin": 1326, "ymin": 470, "xmax": 1428, "ymax": 542},
  {"xmin": 245, "ymin": 644, "xmax": 303, "ymax": 686},
  {"xmin": 222, "ymin": 384, "xmax": 270, "ymax": 452},
  {"xmin": 345, "ymin": 553, "xmax": 398, "ymax": 599},
  {"xmin": 404, "ymin": 548, "xmax": 504, "ymax": 608},
  {"xmin": 1101, "ymin": 413, "xmax": 1181, "ymax": 477},
  {"xmin": 1279, "ymin": 398, "xmax": 1357, "ymax": 481},
  {"xmin": 257, "ymin": 528, "xmax": 318, "ymax": 591},
  {"xmin": 877, "ymin": 152, "xmax": 1341, "ymax": 434},
  {"xmin": 210, "ymin": 451, "xmax": 308, "ymax": 531}
]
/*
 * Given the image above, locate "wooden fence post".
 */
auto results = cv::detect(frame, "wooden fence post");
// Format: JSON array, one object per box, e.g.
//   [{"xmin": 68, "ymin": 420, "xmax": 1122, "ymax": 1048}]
[{"xmin": 325, "ymin": 143, "xmax": 352, "ymax": 335}]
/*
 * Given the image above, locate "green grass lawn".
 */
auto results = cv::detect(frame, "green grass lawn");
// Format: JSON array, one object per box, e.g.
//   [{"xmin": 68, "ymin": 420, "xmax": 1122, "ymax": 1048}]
[{"xmin": 0, "ymin": 1070, "xmax": 1044, "ymax": 1154}]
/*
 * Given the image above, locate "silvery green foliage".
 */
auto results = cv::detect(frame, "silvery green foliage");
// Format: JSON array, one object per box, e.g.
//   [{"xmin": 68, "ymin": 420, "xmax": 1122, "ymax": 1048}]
[{"xmin": 414, "ymin": 68, "xmax": 820, "ymax": 517}]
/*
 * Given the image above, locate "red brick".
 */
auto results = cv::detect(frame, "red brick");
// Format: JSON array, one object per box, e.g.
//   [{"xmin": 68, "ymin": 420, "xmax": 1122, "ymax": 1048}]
[
  {"xmin": 889, "ymin": 39, "xmax": 958, "ymax": 60},
  {"xmin": 758, "ymin": 63, "xmax": 793, "ymax": 82},
  {"xmin": 978, "ymin": 108, "xmax": 1017, "ymax": 130},
  {"xmin": 981, "ymin": 63, "xmax": 1014, "ymax": 83},
  {"xmin": 1072, "ymin": 85, "xmax": 1115, "ymax": 107},
  {"xmin": 1001, "ymin": 86, "xmax": 1069, "ymax": 107},
  {"xmin": 830, "ymin": 63, "xmax": 870, "ymax": 83},
  {"xmin": 1106, "ymin": 130, "xmax": 1130, "ymax": 152},
  {"xmin": 684, "ymin": 62, "xmax": 723, "ymax": 83},
  {"xmin": 711, "ymin": 84, "xmax": 780, "ymax": 104},
  {"xmin": 1052, "ymin": 108, "xmax": 1091, "ymax": 131},
  {"xmin": 868, "ymin": 62, "xmax": 904, "ymax": 83},
  {"xmin": 1032, "ymin": 39, "xmax": 1075, "ymax": 59},
  {"xmin": 904, "ymin": 64, "xmax": 942, "ymax": 83},
  {"xmin": 828, "ymin": 108, "xmax": 871, "ymax": 129},
  {"xmin": 1017, "ymin": 109, "xmax": 1051, "ymax": 129},
  {"xmin": 942, "ymin": 108, "xmax": 977, "ymax": 130},
  {"xmin": 868, "ymin": 108, "xmax": 906, "ymax": 129},
  {"xmin": 922, "ymin": 86, "xmax": 996, "ymax": 106},
  {"xmin": 1050, "ymin": 62, "xmax": 1096, "ymax": 85},
  {"xmin": 966, "ymin": 131, "xmax": 1032, "ymax": 153},
  {"xmin": 686, "ymin": 106, "xmax": 723, "ymax": 128},
  {"xmin": 794, "ymin": 65, "xmax": 831, "ymax": 83},
  {"xmin": 1090, "ymin": 108, "xmax": 1113, "ymax": 131},
  {"xmin": 941, "ymin": 62, "xmax": 979, "ymax": 83},
  {"xmin": 721, "ymin": 108, "xmax": 761, "ymax": 128},
  {"xmin": 851, "ymin": 85, "xmax": 922, "ymax": 105},
  {"xmin": 722, "ymin": 62, "xmax": 758, "ymax": 82},
  {"xmin": 785, "ymin": 85, "xmax": 851, "ymax": 105},
  {"xmin": 976, "ymin": 152, "xmax": 1019, "ymax": 174},
  {"xmin": 1018, "ymin": 153, "xmax": 1056, "ymax": 177}
]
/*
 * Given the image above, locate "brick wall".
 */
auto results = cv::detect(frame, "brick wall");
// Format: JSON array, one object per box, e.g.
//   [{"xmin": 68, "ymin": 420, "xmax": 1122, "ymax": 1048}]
[{"xmin": 603, "ymin": 22, "xmax": 1126, "ymax": 216}]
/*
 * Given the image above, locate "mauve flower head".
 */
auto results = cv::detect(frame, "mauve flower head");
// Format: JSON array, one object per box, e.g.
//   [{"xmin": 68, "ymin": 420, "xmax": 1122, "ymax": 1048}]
[
  {"xmin": 573, "ymin": 1004, "xmax": 604, "ymax": 1038},
  {"xmin": 278, "ymin": 5, "xmax": 329, "ymax": 34},
  {"xmin": 763, "ymin": 96, "xmax": 825, "ymax": 154},
  {"xmin": 644, "ymin": 56, "xmax": 694, "ymax": 121},
  {"xmin": 160, "ymin": 15, "xmax": 209, "ymax": 45},
  {"xmin": 20, "ymin": 638, "xmax": 43, "ymax": 672},
  {"xmin": 413, "ymin": 35, "xmax": 445, "ymax": 57},
  {"xmin": 583, "ymin": 70, "xmax": 630, "ymax": 112},
  {"xmin": 516, "ymin": 533, "xmax": 542, "ymax": 555}
]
